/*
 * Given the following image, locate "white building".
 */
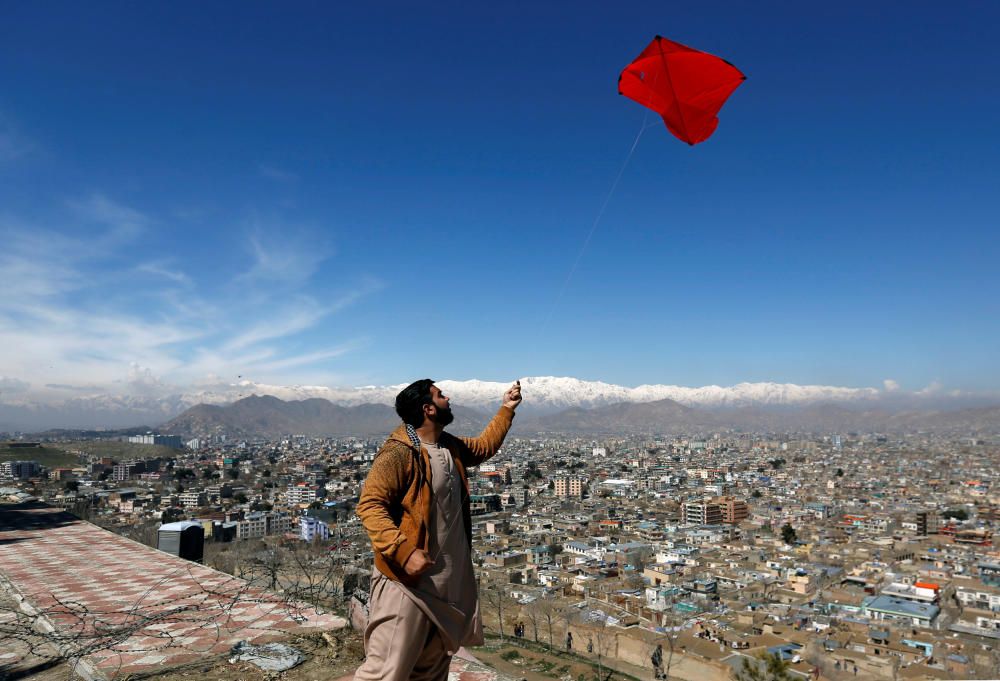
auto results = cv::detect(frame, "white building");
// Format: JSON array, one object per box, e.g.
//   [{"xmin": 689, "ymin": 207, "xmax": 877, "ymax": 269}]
[
  {"xmin": 300, "ymin": 516, "xmax": 331, "ymax": 542},
  {"xmin": 178, "ymin": 491, "xmax": 207, "ymax": 508},
  {"xmin": 956, "ymin": 587, "xmax": 1000, "ymax": 612},
  {"xmin": 0, "ymin": 460, "xmax": 40, "ymax": 479},
  {"xmin": 286, "ymin": 484, "xmax": 319, "ymax": 506},
  {"xmin": 236, "ymin": 511, "xmax": 294, "ymax": 540}
]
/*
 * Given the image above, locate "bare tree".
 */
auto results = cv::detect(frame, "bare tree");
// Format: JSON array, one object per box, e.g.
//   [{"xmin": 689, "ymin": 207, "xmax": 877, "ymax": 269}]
[
  {"xmin": 535, "ymin": 597, "xmax": 567, "ymax": 651},
  {"xmin": 481, "ymin": 572, "xmax": 512, "ymax": 643},
  {"xmin": 658, "ymin": 602, "xmax": 684, "ymax": 681},
  {"xmin": 239, "ymin": 541, "xmax": 284, "ymax": 590},
  {"xmin": 111, "ymin": 519, "xmax": 161, "ymax": 549},
  {"xmin": 523, "ymin": 598, "xmax": 542, "ymax": 643},
  {"xmin": 208, "ymin": 537, "xmax": 349, "ymax": 613},
  {"xmin": 281, "ymin": 540, "xmax": 350, "ymax": 609},
  {"xmin": 584, "ymin": 610, "xmax": 616, "ymax": 681}
]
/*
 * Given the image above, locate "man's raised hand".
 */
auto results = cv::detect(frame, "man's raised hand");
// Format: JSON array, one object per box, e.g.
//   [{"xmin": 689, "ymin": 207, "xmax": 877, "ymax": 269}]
[{"xmin": 503, "ymin": 380, "xmax": 522, "ymax": 410}]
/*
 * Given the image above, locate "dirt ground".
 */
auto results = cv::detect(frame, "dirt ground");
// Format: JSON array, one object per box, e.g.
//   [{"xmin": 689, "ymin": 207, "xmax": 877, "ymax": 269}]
[
  {"xmin": 130, "ymin": 630, "xmax": 366, "ymax": 681},
  {"xmin": 470, "ymin": 637, "xmax": 644, "ymax": 681}
]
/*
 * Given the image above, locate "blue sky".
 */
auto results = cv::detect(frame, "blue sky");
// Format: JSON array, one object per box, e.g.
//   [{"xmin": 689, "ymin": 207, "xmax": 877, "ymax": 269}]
[{"xmin": 1, "ymin": 1, "xmax": 998, "ymax": 403}]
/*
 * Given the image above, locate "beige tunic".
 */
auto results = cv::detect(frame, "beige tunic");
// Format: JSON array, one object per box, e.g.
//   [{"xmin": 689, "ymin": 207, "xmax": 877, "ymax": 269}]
[
  {"xmin": 368, "ymin": 440, "xmax": 482, "ymax": 656},
  {"xmin": 413, "ymin": 440, "xmax": 483, "ymax": 651}
]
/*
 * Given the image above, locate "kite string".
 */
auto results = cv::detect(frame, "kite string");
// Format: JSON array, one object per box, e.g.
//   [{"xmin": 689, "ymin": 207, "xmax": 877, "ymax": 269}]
[{"xmin": 541, "ymin": 112, "xmax": 653, "ymax": 331}]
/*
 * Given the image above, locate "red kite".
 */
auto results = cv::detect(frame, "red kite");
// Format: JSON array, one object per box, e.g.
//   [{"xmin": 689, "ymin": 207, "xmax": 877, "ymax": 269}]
[{"xmin": 619, "ymin": 35, "xmax": 745, "ymax": 145}]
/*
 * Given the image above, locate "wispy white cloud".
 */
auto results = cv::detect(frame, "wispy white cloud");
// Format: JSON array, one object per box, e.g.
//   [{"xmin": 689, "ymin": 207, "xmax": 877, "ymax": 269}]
[
  {"xmin": 44, "ymin": 383, "xmax": 104, "ymax": 393},
  {"xmin": 223, "ymin": 279, "xmax": 382, "ymax": 353},
  {"xmin": 916, "ymin": 381, "xmax": 943, "ymax": 396},
  {"xmin": 135, "ymin": 260, "xmax": 194, "ymax": 287},
  {"xmin": 0, "ymin": 198, "xmax": 380, "ymax": 408},
  {"xmin": 252, "ymin": 343, "xmax": 360, "ymax": 373},
  {"xmin": 240, "ymin": 230, "xmax": 331, "ymax": 286},
  {"xmin": 257, "ymin": 163, "xmax": 298, "ymax": 183},
  {"xmin": 883, "ymin": 378, "xmax": 900, "ymax": 392},
  {"xmin": 69, "ymin": 193, "xmax": 148, "ymax": 242}
]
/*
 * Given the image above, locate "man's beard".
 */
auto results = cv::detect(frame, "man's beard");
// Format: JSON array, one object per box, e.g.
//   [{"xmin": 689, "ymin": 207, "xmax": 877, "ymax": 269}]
[{"xmin": 430, "ymin": 406, "xmax": 454, "ymax": 427}]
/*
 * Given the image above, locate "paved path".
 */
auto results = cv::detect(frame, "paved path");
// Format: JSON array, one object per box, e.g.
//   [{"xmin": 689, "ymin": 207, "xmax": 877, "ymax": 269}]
[{"xmin": 0, "ymin": 502, "xmax": 346, "ymax": 679}]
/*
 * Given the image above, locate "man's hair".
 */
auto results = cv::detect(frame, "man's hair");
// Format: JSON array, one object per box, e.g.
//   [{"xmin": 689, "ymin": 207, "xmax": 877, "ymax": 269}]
[{"xmin": 395, "ymin": 378, "xmax": 435, "ymax": 427}]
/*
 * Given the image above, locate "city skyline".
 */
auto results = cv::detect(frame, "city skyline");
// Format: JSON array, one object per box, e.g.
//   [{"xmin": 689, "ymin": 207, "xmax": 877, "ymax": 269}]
[{"xmin": 2, "ymin": 2, "xmax": 999, "ymax": 413}]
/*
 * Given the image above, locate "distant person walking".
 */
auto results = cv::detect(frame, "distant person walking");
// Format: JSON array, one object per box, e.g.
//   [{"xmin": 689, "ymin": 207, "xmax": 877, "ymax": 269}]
[{"xmin": 355, "ymin": 379, "xmax": 522, "ymax": 681}]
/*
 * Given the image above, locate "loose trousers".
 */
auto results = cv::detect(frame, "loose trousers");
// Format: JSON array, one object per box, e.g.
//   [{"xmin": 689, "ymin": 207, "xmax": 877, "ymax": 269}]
[{"xmin": 353, "ymin": 577, "xmax": 451, "ymax": 681}]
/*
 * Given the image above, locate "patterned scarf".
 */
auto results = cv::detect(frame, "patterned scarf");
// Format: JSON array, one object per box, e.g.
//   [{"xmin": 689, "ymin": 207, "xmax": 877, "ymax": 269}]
[
  {"xmin": 405, "ymin": 424, "xmax": 422, "ymax": 450},
  {"xmin": 405, "ymin": 423, "xmax": 428, "ymax": 491}
]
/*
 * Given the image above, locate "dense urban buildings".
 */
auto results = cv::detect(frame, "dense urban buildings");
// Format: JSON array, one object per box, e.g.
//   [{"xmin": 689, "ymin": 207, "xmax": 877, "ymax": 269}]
[{"xmin": 3, "ymin": 424, "xmax": 1000, "ymax": 680}]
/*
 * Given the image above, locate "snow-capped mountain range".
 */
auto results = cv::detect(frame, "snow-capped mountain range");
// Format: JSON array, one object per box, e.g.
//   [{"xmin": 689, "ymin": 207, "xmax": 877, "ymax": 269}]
[
  {"xmin": 438, "ymin": 377, "xmax": 883, "ymax": 411},
  {"xmin": 2, "ymin": 375, "xmax": 992, "ymax": 432},
  {"xmin": 178, "ymin": 375, "xmax": 973, "ymax": 414}
]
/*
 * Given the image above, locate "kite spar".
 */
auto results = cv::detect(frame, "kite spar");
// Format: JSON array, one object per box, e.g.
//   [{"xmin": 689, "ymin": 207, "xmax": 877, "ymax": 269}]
[{"xmin": 618, "ymin": 35, "xmax": 746, "ymax": 145}]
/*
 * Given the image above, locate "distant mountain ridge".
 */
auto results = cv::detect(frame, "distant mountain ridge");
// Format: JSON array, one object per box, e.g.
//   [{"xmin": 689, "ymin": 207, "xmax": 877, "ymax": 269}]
[
  {"xmin": 160, "ymin": 394, "xmax": 1000, "ymax": 439},
  {"xmin": 161, "ymin": 395, "xmax": 490, "ymax": 439},
  {"xmin": 5, "ymin": 376, "xmax": 999, "ymax": 432},
  {"xmin": 534, "ymin": 400, "xmax": 1000, "ymax": 435}
]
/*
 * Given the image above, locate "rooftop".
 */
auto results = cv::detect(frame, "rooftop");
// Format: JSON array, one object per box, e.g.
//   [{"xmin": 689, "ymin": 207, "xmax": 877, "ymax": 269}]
[
  {"xmin": 0, "ymin": 501, "xmax": 346, "ymax": 678},
  {"xmin": 864, "ymin": 595, "xmax": 940, "ymax": 620}
]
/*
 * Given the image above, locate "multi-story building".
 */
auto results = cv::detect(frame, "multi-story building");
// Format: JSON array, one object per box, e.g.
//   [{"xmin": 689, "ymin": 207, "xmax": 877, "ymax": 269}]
[
  {"xmin": 113, "ymin": 461, "xmax": 145, "ymax": 481},
  {"xmin": 915, "ymin": 510, "xmax": 939, "ymax": 536},
  {"xmin": 954, "ymin": 528, "xmax": 991, "ymax": 545},
  {"xmin": 237, "ymin": 512, "xmax": 267, "ymax": 540},
  {"xmin": 285, "ymin": 484, "xmax": 318, "ymax": 506},
  {"xmin": 881, "ymin": 582, "xmax": 939, "ymax": 604},
  {"xmin": 554, "ymin": 476, "xmax": 584, "ymax": 498},
  {"xmin": 128, "ymin": 434, "xmax": 183, "ymax": 448},
  {"xmin": 0, "ymin": 460, "xmax": 41, "ymax": 479},
  {"xmin": 179, "ymin": 491, "xmax": 207, "ymax": 508},
  {"xmin": 235, "ymin": 511, "xmax": 293, "ymax": 540},
  {"xmin": 300, "ymin": 516, "xmax": 330, "ymax": 542},
  {"xmin": 205, "ymin": 484, "xmax": 232, "ymax": 501},
  {"xmin": 955, "ymin": 586, "xmax": 1000, "ymax": 612},
  {"xmin": 681, "ymin": 499, "xmax": 723, "ymax": 526},
  {"xmin": 862, "ymin": 595, "xmax": 940, "ymax": 628},
  {"xmin": 716, "ymin": 496, "xmax": 749, "ymax": 524},
  {"xmin": 470, "ymin": 494, "xmax": 502, "ymax": 515},
  {"xmin": 509, "ymin": 487, "xmax": 530, "ymax": 507},
  {"xmin": 266, "ymin": 512, "xmax": 293, "ymax": 536}
]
